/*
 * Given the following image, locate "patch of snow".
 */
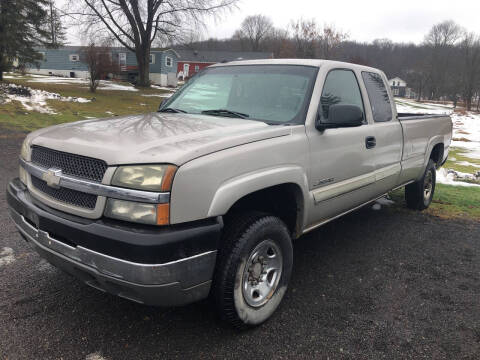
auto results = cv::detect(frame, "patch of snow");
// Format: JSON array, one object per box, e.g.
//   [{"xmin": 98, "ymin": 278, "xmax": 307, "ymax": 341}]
[
  {"xmin": 28, "ymin": 77, "xmax": 87, "ymax": 85},
  {"xmin": 85, "ymin": 352, "xmax": 107, "ymax": 360},
  {"xmin": 2, "ymin": 83, "xmax": 90, "ymax": 114},
  {"xmin": 141, "ymin": 94, "xmax": 172, "ymax": 98},
  {"xmin": 436, "ymin": 168, "xmax": 480, "ymax": 187},
  {"xmin": 450, "ymin": 112, "xmax": 480, "ymax": 159},
  {"xmin": 0, "ymin": 247, "xmax": 15, "ymax": 266},
  {"xmin": 395, "ymin": 99, "xmax": 453, "ymax": 115},
  {"xmin": 371, "ymin": 203, "xmax": 382, "ymax": 211},
  {"xmin": 456, "ymin": 161, "xmax": 480, "ymax": 168},
  {"xmin": 105, "ymin": 111, "xmax": 114, "ymax": 115},
  {"xmin": 27, "ymin": 76, "xmax": 139, "ymax": 91},
  {"xmin": 372, "ymin": 196, "xmax": 395, "ymax": 211},
  {"xmin": 98, "ymin": 81, "xmax": 138, "ymax": 91},
  {"xmin": 376, "ymin": 197, "xmax": 395, "ymax": 206},
  {"xmin": 151, "ymin": 85, "xmax": 177, "ymax": 92}
]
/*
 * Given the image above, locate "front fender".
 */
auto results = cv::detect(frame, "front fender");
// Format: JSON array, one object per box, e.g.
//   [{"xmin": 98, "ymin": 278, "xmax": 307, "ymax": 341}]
[{"xmin": 207, "ymin": 165, "xmax": 310, "ymax": 218}]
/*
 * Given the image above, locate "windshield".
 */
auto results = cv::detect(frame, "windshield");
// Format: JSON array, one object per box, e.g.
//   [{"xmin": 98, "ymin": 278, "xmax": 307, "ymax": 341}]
[{"xmin": 161, "ymin": 65, "xmax": 318, "ymax": 124}]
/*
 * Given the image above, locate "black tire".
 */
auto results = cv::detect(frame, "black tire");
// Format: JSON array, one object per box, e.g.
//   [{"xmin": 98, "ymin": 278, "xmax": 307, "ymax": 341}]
[
  {"xmin": 212, "ymin": 212, "xmax": 293, "ymax": 329},
  {"xmin": 405, "ymin": 159, "xmax": 436, "ymax": 210}
]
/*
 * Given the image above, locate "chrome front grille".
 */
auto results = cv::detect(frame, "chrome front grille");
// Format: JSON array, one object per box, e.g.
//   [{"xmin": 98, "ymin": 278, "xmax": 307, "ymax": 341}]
[
  {"xmin": 31, "ymin": 145, "xmax": 107, "ymax": 182},
  {"xmin": 31, "ymin": 176, "xmax": 98, "ymax": 209}
]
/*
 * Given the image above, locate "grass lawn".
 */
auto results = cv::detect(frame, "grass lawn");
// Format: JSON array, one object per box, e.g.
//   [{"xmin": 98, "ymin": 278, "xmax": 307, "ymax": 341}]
[
  {"xmin": 390, "ymin": 183, "xmax": 480, "ymax": 221},
  {"xmin": 0, "ymin": 75, "xmax": 172, "ymax": 132},
  {"xmin": 443, "ymin": 147, "xmax": 480, "ymax": 174}
]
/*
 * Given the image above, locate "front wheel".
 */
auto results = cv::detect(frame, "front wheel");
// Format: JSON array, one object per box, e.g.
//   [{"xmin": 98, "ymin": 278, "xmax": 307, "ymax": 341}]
[
  {"xmin": 405, "ymin": 159, "xmax": 436, "ymax": 210},
  {"xmin": 212, "ymin": 213, "xmax": 293, "ymax": 329}
]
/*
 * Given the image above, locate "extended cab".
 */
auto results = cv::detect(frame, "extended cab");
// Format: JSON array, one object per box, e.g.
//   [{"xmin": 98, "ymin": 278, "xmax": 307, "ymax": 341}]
[{"xmin": 7, "ymin": 60, "xmax": 452, "ymax": 328}]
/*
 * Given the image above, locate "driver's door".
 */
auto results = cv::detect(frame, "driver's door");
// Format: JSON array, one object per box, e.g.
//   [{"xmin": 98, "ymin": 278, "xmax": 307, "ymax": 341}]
[{"xmin": 305, "ymin": 68, "xmax": 377, "ymax": 227}]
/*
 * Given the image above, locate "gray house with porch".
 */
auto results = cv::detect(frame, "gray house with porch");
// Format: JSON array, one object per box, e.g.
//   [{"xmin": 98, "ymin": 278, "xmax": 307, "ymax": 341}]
[{"xmin": 26, "ymin": 46, "xmax": 178, "ymax": 87}]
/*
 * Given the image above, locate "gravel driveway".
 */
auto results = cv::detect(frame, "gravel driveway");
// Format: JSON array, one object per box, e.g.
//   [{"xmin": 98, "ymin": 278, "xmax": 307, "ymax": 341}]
[{"xmin": 1, "ymin": 132, "xmax": 479, "ymax": 359}]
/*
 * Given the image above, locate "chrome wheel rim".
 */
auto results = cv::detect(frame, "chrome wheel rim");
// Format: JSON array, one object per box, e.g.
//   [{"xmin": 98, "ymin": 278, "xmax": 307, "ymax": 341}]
[
  {"xmin": 424, "ymin": 170, "xmax": 433, "ymax": 201},
  {"xmin": 242, "ymin": 239, "xmax": 283, "ymax": 308}
]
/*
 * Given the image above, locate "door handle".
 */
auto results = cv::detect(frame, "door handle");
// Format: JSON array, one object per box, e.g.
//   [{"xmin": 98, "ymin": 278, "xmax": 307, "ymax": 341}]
[{"xmin": 365, "ymin": 136, "xmax": 376, "ymax": 149}]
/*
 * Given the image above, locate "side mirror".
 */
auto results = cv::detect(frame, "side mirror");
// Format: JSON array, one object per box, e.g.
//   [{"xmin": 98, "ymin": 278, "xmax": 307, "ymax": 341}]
[{"xmin": 316, "ymin": 104, "xmax": 364, "ymax": 131}]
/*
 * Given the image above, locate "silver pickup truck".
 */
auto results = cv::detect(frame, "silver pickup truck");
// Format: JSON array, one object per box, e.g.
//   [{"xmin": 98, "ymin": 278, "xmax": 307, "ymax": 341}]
[{"xmin": 7, "ymin": 59, "xmax": 452, "ymax": 328}]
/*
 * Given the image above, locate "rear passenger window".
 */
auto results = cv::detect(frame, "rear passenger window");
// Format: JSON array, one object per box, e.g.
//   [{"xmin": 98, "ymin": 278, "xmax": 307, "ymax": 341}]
[
  {"xmin": 362, "ymin": 72, "xmax": 393, "ymax": 122},
  {"xmin": 320, "ymin": 69, "xmax": 365, "ymax": 122}
]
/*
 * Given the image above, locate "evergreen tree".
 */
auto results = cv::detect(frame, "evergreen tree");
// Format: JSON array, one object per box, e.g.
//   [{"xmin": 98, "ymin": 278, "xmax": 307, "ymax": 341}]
[{"xmin": 0, "ymin": 0, "xmax": 50, "ymax": 81}]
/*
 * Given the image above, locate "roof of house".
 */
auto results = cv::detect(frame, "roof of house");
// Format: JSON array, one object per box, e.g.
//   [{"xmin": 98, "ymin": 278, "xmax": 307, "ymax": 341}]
[
  {"xmin": 174, "ymin": 49, "xmax": 273, "ymax": 63},
  {"xmin": 389, "ymin": 77, "xmax": 406, "ymax": 83},
  {"xmin": 36, "ymin": 46, "xmax": 177, "ymax": 55}
]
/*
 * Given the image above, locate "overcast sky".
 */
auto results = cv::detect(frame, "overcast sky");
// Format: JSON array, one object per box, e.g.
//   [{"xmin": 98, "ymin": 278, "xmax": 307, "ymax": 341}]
[{"xmin": 66, "ymin": 0, "xmax": 480, "ymax": 45}]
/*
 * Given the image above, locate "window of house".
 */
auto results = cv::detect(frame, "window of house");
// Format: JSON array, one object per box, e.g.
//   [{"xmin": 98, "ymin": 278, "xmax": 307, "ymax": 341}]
[
  {"xmin": 38, "ymin": 52, "xmax": 46, "ymax": 61},
  {"xmin": 165, "ymin": 56, "xmax": 172, "ymax": 67},
  {"xmin": 195, "ymin": 65, "xmax": 200, "ymax": 72},
  {"xmin": 150, "ymin": 54, "xmax": 155, "ymax": 64},
  {"xmin": 69, "ymin": 54, "xmax": 79, "ymax": 62},
  {"xmin": 319, "ymin": 69, "xmax": 365, "ymax": 123},
  {"xmin": 361, "ymin": 71, "xmax": 393, "ymax": 122},
  {"xmin": 393, "ymin": 88, "xmax": 399, "ymax": 96}
]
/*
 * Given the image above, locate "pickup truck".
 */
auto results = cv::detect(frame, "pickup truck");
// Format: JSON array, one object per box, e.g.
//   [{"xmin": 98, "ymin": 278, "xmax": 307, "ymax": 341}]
[{"xmin": 7, "ymin": 59, "xmax": 452, "ymax": 328}]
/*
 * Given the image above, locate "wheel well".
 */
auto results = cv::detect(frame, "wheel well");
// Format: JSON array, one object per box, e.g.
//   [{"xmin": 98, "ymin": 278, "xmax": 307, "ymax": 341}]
[
  {"xmin": 224, "ymin": 183, "xmax": 304, "ymax": 238},
  {"xmin": 430, "ymin": 143, "xmax": 444, "ymax": 167}
]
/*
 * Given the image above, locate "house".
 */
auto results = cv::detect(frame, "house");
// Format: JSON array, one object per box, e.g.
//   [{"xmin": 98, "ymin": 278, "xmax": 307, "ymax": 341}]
[
  {"xmin": 174, "ymin": 49, "xmax": 274, "ymax": 79},
  {"xmin": 388, "ymin": 77, "xmax": 416, "ymax": 99},
  {"xmin": 25, "ymin": 46, "xmax": 178, "ymax": 87}
]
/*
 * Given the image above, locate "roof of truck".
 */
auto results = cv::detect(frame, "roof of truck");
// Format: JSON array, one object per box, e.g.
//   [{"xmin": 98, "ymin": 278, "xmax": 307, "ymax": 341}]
[{"xmin": 211, "ymin": 59, "xmax": 383, "ymax": 74}]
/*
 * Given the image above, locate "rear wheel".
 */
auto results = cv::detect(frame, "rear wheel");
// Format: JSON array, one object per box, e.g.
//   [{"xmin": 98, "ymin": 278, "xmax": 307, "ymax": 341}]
[
  {"xmin": 405, "ymin": 159, "xmax": 436, "ymax": 210},
  {"xmin": 212, "ymin": 212, "xmax": 293, "ymax": 329}
]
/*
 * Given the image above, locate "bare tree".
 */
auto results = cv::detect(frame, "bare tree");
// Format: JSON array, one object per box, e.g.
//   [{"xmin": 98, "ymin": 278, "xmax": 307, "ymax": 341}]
[
  {"xmin": 318, "ymin": 25, "xmax": 348, "ymax": 59},
  {"xmin": 81, "ymin": 42, "xmax": 120, "ymax": 92},
  {"xmin": 290, "ymin": 18, "xmax": 320, "ymax": 58},
  {"xmin": 71, "ymin": 0, "xmax": 236, "ymax": 87},
  {"xmin": 45, "ymin": 0, "xmax": 66, "ymax": 48},
  {"xmin": 458, "ymin": 33, "xmax": 480, "ymax": 110},
  {"xmin": 424, "ymin": 20, "xmax": 464, "ymax": 99},
  {"xmin": 234, "ymin": 15, "xmax": 273, "ymax": 51}
]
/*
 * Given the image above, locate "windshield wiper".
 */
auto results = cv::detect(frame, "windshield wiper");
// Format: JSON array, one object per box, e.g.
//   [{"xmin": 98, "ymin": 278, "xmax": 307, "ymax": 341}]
[
  {"xmin": 159, "ymin": 107, "xmax": 187, "ymax": 113},
  {"xmin": 201, "ymin": 109, "xmax": 249, "ymax": 119}
]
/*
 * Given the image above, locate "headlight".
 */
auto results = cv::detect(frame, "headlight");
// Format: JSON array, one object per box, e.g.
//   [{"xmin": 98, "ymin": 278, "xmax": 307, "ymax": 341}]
[
  {"xmin": 105, "ymin": 199, "xmax": 170, "ymax": 225},
  {"xmin": 19, "ymin": 138, "xmax": 30, "ymax": 185},
  {"xmin": 111, "ymin": 165, "xmax": 177, "ymax": 192},
  {"xmin": 20, "ymin": 138, "xmax": 30, "ymax": 161}
]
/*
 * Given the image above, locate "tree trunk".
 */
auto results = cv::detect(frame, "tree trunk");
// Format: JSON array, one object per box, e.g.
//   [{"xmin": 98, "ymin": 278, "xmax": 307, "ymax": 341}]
[
  {"xmin": 136, "ymin": 49, "xmax": 150, "ymax": 87},
  {"xmin": 0, "ymin": 70, "xmax": 3, "ymax": 81}
]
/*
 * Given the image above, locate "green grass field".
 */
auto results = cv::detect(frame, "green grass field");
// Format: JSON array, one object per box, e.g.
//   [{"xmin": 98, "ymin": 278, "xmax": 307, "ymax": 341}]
[
  {"xmin": 443, "ymin": 147, "xmax": 480, "ymax": 174},
  {"xmin": 390, "ymin": 183, "xmax": 480, "ymax": 221},
  {"xmin": 1, "ymin": 75, "xmax": 172, "ymax": 132}
]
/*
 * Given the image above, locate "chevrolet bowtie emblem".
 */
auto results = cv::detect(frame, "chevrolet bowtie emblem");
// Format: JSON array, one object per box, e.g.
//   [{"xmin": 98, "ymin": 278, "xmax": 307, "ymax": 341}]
[{"xmin": 42, "ymin": 168, "xmax": 62, "ymax": 189}]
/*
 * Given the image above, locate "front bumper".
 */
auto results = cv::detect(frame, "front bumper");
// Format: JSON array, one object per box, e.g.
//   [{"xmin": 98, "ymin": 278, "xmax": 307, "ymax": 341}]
[{"xmin": 7, "ymin": 178, "xmax": 222, "ymax": 306}]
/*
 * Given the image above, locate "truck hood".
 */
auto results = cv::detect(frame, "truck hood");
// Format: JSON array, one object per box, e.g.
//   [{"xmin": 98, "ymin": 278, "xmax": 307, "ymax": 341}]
[{"xmin": 29, "ymin": 112, "xmax": 291, "ymax": 165}]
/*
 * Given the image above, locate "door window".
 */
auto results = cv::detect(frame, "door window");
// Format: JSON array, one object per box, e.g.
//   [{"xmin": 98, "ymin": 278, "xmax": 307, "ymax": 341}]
[
  {"xmin": 362, "ymin": 72, "xmax": 393, "ymax": 122},
  {"xmin": 320, "ymin": 69, "xmax": 365, "ymax": 122}
]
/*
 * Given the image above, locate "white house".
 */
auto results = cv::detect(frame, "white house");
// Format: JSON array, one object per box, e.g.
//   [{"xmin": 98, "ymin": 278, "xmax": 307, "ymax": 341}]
[{"xmin": 388, "ymin": 77, "xmax": 416, "ymax": 98}]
